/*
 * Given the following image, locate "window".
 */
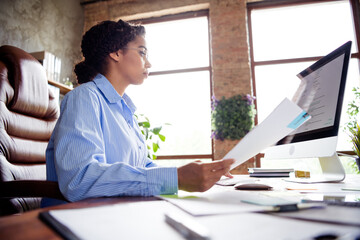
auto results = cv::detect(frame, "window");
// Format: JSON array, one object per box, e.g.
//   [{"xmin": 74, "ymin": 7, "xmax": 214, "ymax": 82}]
[
  {"xmin": 126, "ymin": 11, "xmax": 212, "ymax": 166},
  {"xmin": 248, "ymin": 0, "xmax": 360, "ymax": 152}
]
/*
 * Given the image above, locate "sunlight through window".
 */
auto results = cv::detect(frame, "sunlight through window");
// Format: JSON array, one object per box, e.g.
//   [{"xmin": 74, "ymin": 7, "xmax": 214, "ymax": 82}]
[
  {"xmin": 250, "ymin": 0, "xmax": 359, "ymax": 151},
  {"xmin": 126, "ymin": 15, "xmax": 212, "ymax": 158}
]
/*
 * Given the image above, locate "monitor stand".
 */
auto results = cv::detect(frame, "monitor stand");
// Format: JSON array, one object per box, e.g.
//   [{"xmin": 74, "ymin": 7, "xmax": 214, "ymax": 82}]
[{"xmin": 284, "ymin": 153, "xmax": 346, "ymax": 183}]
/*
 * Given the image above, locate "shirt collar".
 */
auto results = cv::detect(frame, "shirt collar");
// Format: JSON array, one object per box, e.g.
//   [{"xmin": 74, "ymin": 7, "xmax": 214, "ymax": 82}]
[{"xmin": 93, "ymin": 74, "xmax": 137, "ymax": 114}]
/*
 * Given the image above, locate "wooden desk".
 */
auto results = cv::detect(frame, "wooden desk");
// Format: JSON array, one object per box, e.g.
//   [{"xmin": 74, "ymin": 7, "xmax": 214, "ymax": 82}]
[{"xmin": 48, "ymin": 79, "xmax": 72, "ymax": 95}]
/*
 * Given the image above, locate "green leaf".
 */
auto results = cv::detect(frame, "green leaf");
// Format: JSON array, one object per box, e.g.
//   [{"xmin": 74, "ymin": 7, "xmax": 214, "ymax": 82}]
[
  {"xmin": 136, "ymin": 113, "xmax": 169, "ymax": 159},
  {"xmin": 142, "ymin": 121, "xmax": 150, "ymax": 128},
  {"xmin": 153, "ymin": 142, "xmax": 159, "ymax": 152},
  {"xmin": 152, "ymin": 127, "xmax": 162, "ymax": 135},
  {"xmin": 158, "ymin": 134, "xmax": 166, "ymax": 142},
  {"xmin": 144, "ymin": 128, "xmax": 149, "ymax": 140}
]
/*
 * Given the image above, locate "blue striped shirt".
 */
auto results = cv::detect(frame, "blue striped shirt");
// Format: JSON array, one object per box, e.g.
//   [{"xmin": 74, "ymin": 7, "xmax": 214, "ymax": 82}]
[{"xmin": 42, "ymin": 74, "xmax": 178, "ymax": 206}]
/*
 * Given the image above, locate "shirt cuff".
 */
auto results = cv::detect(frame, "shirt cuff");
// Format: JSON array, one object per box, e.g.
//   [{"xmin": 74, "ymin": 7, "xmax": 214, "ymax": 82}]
[{"xmin": 145, "ymin": 167, "xmax": 178, "ymax": 195}]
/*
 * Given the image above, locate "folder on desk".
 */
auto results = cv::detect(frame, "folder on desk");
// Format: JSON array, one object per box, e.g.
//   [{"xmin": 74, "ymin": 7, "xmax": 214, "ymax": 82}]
[
  {"xmin": 39, "ymin": 212, "xmax": 80, "ymax": 240},
  {"xmin": 39, "ymin": 201, "xmax": 190, "ymax": 240}
]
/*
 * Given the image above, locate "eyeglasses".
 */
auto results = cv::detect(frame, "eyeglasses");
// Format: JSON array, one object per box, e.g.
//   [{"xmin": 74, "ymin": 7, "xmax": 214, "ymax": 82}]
[{"xmin": 123, "ymin": 47, "xmax": 149, "ymax": 60}]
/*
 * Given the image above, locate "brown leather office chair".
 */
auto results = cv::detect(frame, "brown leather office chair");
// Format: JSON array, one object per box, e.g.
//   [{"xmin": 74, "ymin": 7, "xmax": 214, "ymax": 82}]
[{"xmin": 0, "ymin": 45, "xmax": 65, "ymax": 216}]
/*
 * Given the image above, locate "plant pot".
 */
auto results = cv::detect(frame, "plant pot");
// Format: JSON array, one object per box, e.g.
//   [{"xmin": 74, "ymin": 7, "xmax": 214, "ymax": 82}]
[{"xmin": 356, "ymin": 157, "xmax": 360, "ymax": 172}]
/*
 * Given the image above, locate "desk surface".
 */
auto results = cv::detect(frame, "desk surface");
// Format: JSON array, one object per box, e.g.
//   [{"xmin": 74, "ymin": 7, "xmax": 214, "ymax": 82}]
[{"xmin": 1, "ymin": 175, "xmax": 359, "ymax": 240}]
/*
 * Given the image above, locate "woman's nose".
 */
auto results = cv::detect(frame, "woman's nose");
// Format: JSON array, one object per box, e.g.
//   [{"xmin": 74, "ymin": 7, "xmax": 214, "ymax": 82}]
[{"xmin": 145, "ymin": 58, "xmax": 152, "ymax": 69}]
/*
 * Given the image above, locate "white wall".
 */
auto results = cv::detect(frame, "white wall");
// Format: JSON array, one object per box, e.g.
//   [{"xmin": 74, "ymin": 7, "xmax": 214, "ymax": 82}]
[{"xmin": 0, "ymin": 0, "xmax": 84, "ymax": 85}]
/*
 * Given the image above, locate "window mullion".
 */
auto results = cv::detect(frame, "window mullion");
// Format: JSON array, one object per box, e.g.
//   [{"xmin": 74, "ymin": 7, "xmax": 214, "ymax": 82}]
[{"xmin": 149, "ymin": 67, "xmax": 210, "ymax": 76}]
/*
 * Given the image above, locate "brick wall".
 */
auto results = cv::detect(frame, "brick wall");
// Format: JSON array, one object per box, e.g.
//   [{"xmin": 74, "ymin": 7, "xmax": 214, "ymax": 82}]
[
  {"xmin": 209, "ymin": 0, "xmax": 253, "ymax": 173},
  {"xmin": 82, "ymin": 0, "xmax": 254, "ymax": 173}
]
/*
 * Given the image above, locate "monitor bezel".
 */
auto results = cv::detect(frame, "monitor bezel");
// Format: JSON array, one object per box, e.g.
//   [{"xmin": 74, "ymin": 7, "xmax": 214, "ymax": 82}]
[{"xmin": 276, "ymin": 41, "xmax": 352, "ymax": 146}]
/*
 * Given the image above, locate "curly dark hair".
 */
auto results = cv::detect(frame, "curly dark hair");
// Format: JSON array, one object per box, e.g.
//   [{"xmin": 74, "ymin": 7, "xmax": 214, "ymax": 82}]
[{"xmin": 74, "ymin": 20, "xmax": 145, "ymax": 84}]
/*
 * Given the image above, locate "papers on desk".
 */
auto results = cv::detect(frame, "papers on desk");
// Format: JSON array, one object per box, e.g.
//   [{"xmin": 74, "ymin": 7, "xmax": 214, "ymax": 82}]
[
  {"xmin": 225, "ymin": 98, "xmax": 310, "ymax": 170},
  {"xmin": 39, "ymin": 177, "xmax": 360, "ymax": 240},
  {"xmin": 40, "ymin": 201, "xmax": 187, "ymax": 240},
  {"xmin": 37, "ymin": 197, "xmax": 289, "ymax": 240},
  {"xmin": 39, "ymin": 200, "xmax": 360, "ymax": 240},
  {"xmin": 198, "ymin": 212, "xmax": 360, "ymax": 240},
  {"xmin": 274, "ymin": 205, "xmax": 360, "ymax": 227},
  {"xmin": 160, "ymin": 190, "xmax": 322, "ymax": 217},
  {"xmin": 160, "ymin": 195, "xmax": 275, "ymax": 216}
]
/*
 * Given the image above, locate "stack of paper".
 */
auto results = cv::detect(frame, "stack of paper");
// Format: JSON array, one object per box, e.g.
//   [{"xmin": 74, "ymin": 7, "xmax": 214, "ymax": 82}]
[{"xmin": 248, "ymin": 168, "xmax": 294, "ymax": 177}]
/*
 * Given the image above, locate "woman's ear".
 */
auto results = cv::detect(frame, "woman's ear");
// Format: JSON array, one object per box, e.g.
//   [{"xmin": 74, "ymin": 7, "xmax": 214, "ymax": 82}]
[{"xmin": 109, "ymin": 50, "xmax": 122, "ymax": 62}]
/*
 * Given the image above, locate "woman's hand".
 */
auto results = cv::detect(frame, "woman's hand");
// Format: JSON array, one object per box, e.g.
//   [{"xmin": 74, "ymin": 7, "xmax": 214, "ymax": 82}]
[{"xmin": 177, "ymin": 159, "xmax": 234, "ymax": 192}]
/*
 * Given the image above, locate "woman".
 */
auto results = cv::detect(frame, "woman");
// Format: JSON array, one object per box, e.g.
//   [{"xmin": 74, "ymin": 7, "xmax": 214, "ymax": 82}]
[{"xmin": 42, "ymin": 20, "xmax": 233, "ymax": 207}]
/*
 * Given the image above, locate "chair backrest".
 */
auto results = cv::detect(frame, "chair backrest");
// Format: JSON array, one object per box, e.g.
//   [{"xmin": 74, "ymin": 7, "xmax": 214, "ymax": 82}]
[{"xmin": 0, "ymin": 45, "xmax": 60, "ymax": 215}]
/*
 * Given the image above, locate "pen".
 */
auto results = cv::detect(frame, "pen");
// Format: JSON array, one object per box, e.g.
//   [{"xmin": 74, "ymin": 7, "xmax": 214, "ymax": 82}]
[
  {"xmin": 165, "ymin": 212, "xmax": 211, "ymax": 240},
  {"xmin": 286, "ymin": 188, "xmax": 318, "ymax": 190}
]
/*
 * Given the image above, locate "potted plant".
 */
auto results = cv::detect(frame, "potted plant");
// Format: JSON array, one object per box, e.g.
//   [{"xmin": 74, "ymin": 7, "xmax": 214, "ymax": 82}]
[
  {"xmin": 211, "ymin": 94, "xmax": 256, "ymax": 141},
  {"xmin": 349, "ymin": 123, "xmax": 360, "ymax": 173},
  {"xmin": 136, "ymin": 114, "xmax": 167, "ymax": 160},
  {"xmin": 345, "ymin": 87, "xmax": 360, "ymax": 174}
]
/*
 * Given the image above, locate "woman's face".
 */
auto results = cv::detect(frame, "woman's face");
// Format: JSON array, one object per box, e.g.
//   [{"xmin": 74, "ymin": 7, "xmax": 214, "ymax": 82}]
[{"xmin": 118, "ymin": 35, "xmax": 151, "ymax": 86}]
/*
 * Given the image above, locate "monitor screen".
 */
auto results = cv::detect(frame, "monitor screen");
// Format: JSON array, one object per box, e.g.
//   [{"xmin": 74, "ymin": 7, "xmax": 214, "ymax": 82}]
[
  {"xmin": 263, "ymin": 41, "xmax": 352, "ymax": 183},
  {"xmin": 278, "ymin": 41, "xmax": 351, "ymax": 147}
]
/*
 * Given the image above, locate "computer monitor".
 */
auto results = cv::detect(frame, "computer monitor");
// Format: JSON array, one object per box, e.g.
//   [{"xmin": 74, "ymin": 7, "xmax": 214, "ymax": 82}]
[{"xmin": 263, "ymin": 41, "xmax": 352, "ymax": 183}]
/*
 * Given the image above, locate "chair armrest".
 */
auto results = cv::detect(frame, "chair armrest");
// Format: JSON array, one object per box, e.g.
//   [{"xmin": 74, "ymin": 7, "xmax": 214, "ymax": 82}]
[{"xmin": 0, "ymin": 180, "xmax": 66, "ymax": 201}]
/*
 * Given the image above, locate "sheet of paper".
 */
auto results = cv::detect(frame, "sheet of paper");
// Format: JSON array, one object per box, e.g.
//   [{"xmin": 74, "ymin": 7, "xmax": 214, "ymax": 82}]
[
  {"xmin": 162, "ymin": 196, "xmax": 273, "ymax": 216},
  {"xmin": 197, "ymin": 212, "xmax": 360, "ymax": 240},
  {"xmin": 225, "ymin": 98, "xmax": 310, "ymax": 169},
  {"xmin": 160, "ymin": 191, "xmax": 277, "ymax": 216}
]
